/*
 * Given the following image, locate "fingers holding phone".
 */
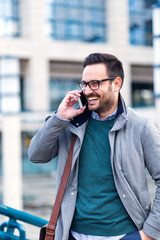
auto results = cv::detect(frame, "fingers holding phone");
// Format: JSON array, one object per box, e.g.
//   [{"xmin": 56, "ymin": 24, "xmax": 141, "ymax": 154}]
[{"xmin": 57, "ymin": 90, "xmax": 86, "ymax": 120}]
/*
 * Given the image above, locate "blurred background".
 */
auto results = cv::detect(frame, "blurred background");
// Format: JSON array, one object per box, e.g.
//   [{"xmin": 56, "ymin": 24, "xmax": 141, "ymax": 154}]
[{"xmin": 0, "ymin": 0, "xmax": 160, "ymax": 239}]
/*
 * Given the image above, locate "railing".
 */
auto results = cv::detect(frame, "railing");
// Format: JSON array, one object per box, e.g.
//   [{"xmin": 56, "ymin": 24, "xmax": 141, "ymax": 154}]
[{"xmin": 0, "ymin": 204, "xmax": 48, "ymax": 240}]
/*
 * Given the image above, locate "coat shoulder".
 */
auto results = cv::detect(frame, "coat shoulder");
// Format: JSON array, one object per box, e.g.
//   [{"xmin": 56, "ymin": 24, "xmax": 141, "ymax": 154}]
[{"xmin": 127, "ymin": 107, "xmax": 148, "ymax": 125}]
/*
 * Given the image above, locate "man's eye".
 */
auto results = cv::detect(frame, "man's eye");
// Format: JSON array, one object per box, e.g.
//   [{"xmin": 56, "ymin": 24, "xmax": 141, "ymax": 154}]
[{"xmin": 91, "ymin": 82, "xmax": 98, "ymax": 86}]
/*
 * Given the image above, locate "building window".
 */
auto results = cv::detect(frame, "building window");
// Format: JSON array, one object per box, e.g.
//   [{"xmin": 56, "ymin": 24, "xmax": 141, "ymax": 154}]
[
  {"xmin": 0, "ymin": 132, "xmax": 2, "ymax": 176},
  {"xmin": 50, "ymin": 78, "xmax": 78, "ymax": 110},
  {"xmin": 129, "ymin": 0, "xmax": 158, "ymax": 46},
  {"xmin": 21, "ymin": 132, "xmax": 57, "ymax": 175},
  {"xmin": 0, "ymin": 0, "xmax": 20, "ymax": 37},
  {"xmin": 49, "ymin": 61, "xmax": 82, "ymax": 110},
  {"xmin": 0, "ymin": 132, "xmax": 2, "ymax": 204},
  {"xmin": 46, "ymin": 0, "xmax": 106, "ymax": 43},
  {"xmin": 0, "ymin": 56, "xmax": 21, "ymax": 113},
  {"xmin": 20, "ymin": 60, "xmax": 31, "ymax": 111},
  {"xmin": 131, "ymin": 65, "xmax": 154, "ymax": 107},
  {"xmin": 0, "ymin": 57, "xmax": 30, "ymax": 113}
]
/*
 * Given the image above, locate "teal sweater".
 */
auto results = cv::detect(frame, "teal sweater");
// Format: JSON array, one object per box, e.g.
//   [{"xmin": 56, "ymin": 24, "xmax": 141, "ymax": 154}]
[{"xmin": 72, "ymin": 118, "xmax": 136, "ymax": 236}]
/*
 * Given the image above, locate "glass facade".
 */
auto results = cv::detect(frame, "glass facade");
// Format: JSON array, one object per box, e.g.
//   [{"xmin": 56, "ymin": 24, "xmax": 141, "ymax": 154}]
[
  {"xmin": 19, "ymin": 60, "xmax": 30, "ymax": 112},
  {"xmin": 129, "ymin": 0, "xmax": 158, "ymax": 46},
  {"xmin": 50, "ymin": 78, "xmax": 79, "ymax": 110},
  {"xmin": 0, "ymin": 132, "xmax": 2, "ymax": 176},
  {"xmin": 0, "ymin": 132, "xmax": 2, "ymax": 203},
  {"xmin": 49, "ymin": 61, "xmax": 82, "ymax": 110},
  {"xmin": 0, "ymin": 56, "xmax": 21, "ymax": 113},
  {"xmin": 131, "ymin": 65, "xmax": 154, "ymax": 107},
  {"xmin": 132, "ymin": 82, "xmax": 154, "ymax": 107},
  {"xmin": 21, "ymin": 132, "xmax": 57, "ymax": 175},
  {"xmin": 46, "ymin": 0, "xmax": 106, "ymax": 43},
  {"xmin": 0, "ymin": 0, "xmax": 20, "ymax": 37}
]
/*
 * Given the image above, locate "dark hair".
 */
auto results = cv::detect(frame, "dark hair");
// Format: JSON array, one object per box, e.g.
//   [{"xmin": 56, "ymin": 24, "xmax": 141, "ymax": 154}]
[{"xmin": 83, "ymin": 53, "xmax": 124, "ymax": 86}]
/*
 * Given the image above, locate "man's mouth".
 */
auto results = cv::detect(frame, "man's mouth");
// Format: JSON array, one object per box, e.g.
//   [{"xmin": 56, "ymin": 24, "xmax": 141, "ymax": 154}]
[{"xmin": 87, "ymin": 96, "xmax": 99, "ymax": 105}]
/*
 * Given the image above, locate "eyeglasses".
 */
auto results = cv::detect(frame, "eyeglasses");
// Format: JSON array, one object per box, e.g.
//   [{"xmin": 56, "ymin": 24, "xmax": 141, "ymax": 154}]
[{"xmin": 78, "ymin": 77, "xmax": 116, "ymax": 90}]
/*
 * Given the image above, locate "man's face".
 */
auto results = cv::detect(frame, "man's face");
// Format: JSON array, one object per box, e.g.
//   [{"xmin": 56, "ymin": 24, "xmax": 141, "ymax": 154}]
[{"xmin": 82, "ymin": 63, "xmax": 119, "ymax": 118}]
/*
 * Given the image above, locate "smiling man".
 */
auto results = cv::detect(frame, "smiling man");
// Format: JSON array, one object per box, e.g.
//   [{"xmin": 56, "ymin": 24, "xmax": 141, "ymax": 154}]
[
  {"xmin": 80, "ymin": 63, "xmax": 120, "ymax": 118},
  {"xmin": 28, "ymin": 53, "xmax": 160, "ymax": 240}
]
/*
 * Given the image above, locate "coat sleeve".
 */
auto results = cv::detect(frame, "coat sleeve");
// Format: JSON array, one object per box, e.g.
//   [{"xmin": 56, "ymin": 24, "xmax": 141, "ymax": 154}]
[
  {"xmin": 28, "ymin": 113, "xmax": 70, "ymax": 163},
  {"xmin": 142, "ymin": 119, "xmax": 160, "ymax": 239}
]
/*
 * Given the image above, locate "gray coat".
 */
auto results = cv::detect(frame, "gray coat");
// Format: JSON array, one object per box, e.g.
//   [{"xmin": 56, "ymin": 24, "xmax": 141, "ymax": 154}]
[{"xmin": 28, "ymin": 97, "xmax": 160, "ymax": 240}]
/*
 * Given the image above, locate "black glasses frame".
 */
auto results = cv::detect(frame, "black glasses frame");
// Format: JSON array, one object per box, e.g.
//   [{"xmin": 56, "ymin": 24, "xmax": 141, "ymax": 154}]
[{"xmin": 78, "ymin": 77, "xmax": 116, "ymax": 90}]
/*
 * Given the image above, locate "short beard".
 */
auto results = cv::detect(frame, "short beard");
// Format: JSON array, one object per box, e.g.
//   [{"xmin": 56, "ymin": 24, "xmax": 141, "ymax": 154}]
[{"xmin": 94, "ymin": 98, "xmax": 115, "ymax": 115}]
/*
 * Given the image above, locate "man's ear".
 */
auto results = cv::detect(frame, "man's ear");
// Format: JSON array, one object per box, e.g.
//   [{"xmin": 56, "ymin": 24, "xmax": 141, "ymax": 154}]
[{"xmin": 113, "ymin": 77, "xmax": 122, "ymax": 92}]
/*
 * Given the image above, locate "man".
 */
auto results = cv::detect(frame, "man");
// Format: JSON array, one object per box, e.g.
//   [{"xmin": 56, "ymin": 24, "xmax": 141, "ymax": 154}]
[{"xmin": 28, "ymin": 53, "xmax": 160, "ymax": 240}]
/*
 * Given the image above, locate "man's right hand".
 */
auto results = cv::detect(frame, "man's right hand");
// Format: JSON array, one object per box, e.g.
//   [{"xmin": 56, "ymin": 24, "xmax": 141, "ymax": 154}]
[{"xmin": 57, "ymin": 90, "xmax": 86, "ymax": 120}]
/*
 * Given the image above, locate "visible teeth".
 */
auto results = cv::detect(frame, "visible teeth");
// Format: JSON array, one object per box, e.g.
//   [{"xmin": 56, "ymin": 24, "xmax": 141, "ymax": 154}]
[{"xmin": 88, "ymin": 97, "xmax": 97, "ymax": 100}]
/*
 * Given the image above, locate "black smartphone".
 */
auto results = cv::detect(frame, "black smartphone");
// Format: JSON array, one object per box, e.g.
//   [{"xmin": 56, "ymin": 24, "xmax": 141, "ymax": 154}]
[{"xmin": 77, "ymin": 91, "xmax": 87, "ymax": 109}]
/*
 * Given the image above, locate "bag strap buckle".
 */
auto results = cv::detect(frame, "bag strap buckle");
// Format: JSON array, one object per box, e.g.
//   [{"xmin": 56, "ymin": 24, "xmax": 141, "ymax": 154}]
[{"xmin": 46, "ymin": 227, "xmax": 55, "ymax": 235}]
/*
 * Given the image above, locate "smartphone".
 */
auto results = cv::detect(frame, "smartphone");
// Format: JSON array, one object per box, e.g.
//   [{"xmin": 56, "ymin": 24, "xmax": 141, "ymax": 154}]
[
  {"xmin": 77, "ymin": 97, "xmax": 83, "ymax": 109},
  {"xmin": 77, "ymin": 91, "xmax": 87, "ymax": 109}
]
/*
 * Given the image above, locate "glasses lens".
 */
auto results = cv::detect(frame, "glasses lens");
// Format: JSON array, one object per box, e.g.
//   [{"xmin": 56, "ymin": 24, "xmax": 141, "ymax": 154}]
[
  {"xmin": 78, "ymin": 80, "xmax": 99, "ymax": 90},
  {"xmin": 89, "ymin": 81, "xmax": 99, "ymax": 90},
  {"xmin": 78, "ymin": 82, "xmax": 85, "ymax": 90}
]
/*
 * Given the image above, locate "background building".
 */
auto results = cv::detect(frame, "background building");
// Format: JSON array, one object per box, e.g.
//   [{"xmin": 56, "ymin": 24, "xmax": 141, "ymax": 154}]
[{"xmin": 0, "ymin": 0, "xmax": 159, "ymax": 237}]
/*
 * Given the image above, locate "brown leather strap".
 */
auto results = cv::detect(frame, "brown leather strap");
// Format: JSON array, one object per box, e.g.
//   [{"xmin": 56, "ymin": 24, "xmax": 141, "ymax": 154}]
[{"xmin": 45, "ymin": 134, "xmax": 77, "ymax": 239}]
